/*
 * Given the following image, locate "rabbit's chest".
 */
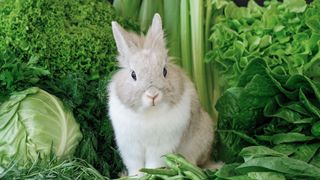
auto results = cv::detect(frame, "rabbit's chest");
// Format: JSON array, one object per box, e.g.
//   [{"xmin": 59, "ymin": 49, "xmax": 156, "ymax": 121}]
[{"xmin": 109, "ymin": 89, "xmax": 192, "ymax": 147}]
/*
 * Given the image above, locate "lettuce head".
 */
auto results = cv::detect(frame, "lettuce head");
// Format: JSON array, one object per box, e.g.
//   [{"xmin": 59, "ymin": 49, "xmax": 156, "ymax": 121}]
[{"xmin": 0, "ymin": 87, "xmax": 82, "ymax": 167}]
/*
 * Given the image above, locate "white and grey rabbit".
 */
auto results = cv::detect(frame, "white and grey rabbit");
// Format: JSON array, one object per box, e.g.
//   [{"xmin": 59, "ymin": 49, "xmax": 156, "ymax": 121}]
[{"xmin": 108, "ymin": 13, "xmax": 217, "ymax": 176}]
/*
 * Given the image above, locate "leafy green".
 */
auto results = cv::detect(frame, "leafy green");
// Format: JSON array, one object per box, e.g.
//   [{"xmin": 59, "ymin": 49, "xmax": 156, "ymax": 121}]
[
  {"xmin": 0, "ymin": 0, "xmax": 137, "ymax": 178},
  {"xmin": 237, "ymin": 156, "xmax": 320, "ymax": 177},
  {"xmin": 257, "ymin": 133, "xmax": 315, "ymax": 145},
  {"xmin": 312, "ymin": 121, "xmax": 320, "ymax": 137},
  {"xmin": 213, "ymin": 146, "xmax": 320, "ymax": 179},
  {"xmin": 208, "ymin": 0, "xmax": 320, "ymax": 178},
  {"xmin": 0, "ymin": 87, "xmax": 82, "ymax": 170},
  {"xmin": 0, "ymin": 156, "xmax": 107, "ymax": 179},
  {"xmin": 208, "ymin": 0, "xmax": 320, "ymax": 89}
]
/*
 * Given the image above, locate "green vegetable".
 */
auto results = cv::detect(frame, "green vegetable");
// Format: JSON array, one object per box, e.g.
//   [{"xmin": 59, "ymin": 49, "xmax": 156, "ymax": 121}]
[
  {"xmin": 247, "ymin": 172, "xmax": 285, "ymax": 180},
  {"xmin": 311, "ymin": 121, "xmax": 320, "ymax": 137},
  {"xmin": 208, "ymin": 0, "xmax": 320, "ymax": 89},
  {"xmin": 0, "ymin": 157, "xmax": 106, "ymax": 179},
  {"xmin": 215, "ymin": 57, "xmax": 320, "ymax": 162},
  {"xmin": 237, "ymin": 156, "xmax": 320, "ymax": 177},
  {"xmin": 180, "ymin": 0, "xmax": 193, "ymax": 79},
  {"xmin": 163, "ymin": 0, "xmax": 181, "ymax": 65},
  {"xmin": 208, "ymin": 0, "xmax": 320, "ymax": 178},
  {"xmin": 0, "ymin": 87, "xmax": 82, "ymax": 169},
  {"xmin": 113, "ymin": 0, "xmax": 142, "ymax": 19},
  {"xmin": 140, "ymin": 168, "xmax": 178, "ymax": 176},
  {"xmin": 0, "ymin": 0, "xmax": 137, "ymax": 177},
  {"xmin": 139, "ymin": 154, "xmax": 214, "ymax": 179},
  {"xmin": 138, "ymin": 0, "xmax": 163, "ymax": 32},
  {"xmin": 165, "ymin": 154, "xmax": 207, "ymax": 179},
  {"xmin": 189, "ymin": 0, "xmax": 212, "ymax": 113}
]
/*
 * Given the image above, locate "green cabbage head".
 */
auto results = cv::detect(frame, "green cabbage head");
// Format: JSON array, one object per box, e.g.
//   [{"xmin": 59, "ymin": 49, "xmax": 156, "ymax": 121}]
[{"xmin": 0, "ymin": 87, "xmax": 82, "ymax": 166}]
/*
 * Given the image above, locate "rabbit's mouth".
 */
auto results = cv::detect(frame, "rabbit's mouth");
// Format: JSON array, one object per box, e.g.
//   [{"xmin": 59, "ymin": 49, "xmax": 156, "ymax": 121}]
[
  {"xmin": 147, "ymin": 94, "xmax": 158, "ymax": 106},
  {"xmin": 142, "ymin": 87, "xmax": 163, "ymax": 107},
  {"xmin": 144, "ymin": 95, "xmax": 161, "ymax": 107}
]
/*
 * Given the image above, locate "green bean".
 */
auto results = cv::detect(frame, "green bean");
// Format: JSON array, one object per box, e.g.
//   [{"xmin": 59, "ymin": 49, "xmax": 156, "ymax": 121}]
[
  {"xmin": 164, "ymin": 154, "xmax": 206, "ymax": 179},
  {"xmin": 140, "ymin": 168, "xmax": 178, "ymax": 176},
  {"xmin": 164, "ymin": 158, "xmax": 181, "ymax": 173},
  {"xmin": 184, "ymin": 171, "xmax": 202, "ymax": 180},
  {"xmin": 166, "ymin": 175, "xmax": 186, "ymax": 180}
]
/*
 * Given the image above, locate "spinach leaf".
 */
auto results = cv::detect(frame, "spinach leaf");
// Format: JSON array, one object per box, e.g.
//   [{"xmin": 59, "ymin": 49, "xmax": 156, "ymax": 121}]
[{"xmin": 236, "ymin": 156, "xmax": 320, "ymax": 177}]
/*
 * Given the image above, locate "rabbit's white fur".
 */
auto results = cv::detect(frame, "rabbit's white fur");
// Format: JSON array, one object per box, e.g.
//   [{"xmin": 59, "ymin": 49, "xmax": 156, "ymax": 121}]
[
  {"xmin": 109, "ymin": 80, "xmax": 192, "ymax": 175},
  {"xmin": 108, "ymin": 14, "xmax": 215, "ymax": 177}
]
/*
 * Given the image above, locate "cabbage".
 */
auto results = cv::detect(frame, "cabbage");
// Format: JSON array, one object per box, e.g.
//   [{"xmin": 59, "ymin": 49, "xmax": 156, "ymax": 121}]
[{"xmin": 0, "ymin": 87, "xmax": 82, "ymax": 167}]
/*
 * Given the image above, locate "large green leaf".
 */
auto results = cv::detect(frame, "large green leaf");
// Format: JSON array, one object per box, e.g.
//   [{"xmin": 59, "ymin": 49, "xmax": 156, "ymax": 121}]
[{"xmin": 236, "ymin": 156, "xmax": 320, "ymax": 177}]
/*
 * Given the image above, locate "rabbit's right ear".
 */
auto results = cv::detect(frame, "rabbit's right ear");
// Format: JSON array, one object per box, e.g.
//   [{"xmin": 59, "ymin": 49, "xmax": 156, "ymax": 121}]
[{"xmin": 112, "ymin": 21, "xmax": 132, "ymax": 61}]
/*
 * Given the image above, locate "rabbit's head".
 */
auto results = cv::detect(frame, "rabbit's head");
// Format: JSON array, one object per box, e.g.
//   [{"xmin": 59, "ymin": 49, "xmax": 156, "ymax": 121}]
[{"xmin": 111, "ymin": 14, "xmax": 184, "ymax": 112}]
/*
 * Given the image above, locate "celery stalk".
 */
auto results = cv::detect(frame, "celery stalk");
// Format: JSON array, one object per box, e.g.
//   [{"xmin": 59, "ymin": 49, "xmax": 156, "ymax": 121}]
[
  {"xmin": 139, "ymin": 0, "xmax": 163, "ymax": 33},
  {"xmin": 113, "ymin": 0, "xmax": 141, "ymax": 19},
  {"xmin": 163, "ymin": 0, "xmax": 181, "ymax": 65},
  {"xmin": 205, "ymin": 0, "xmax": 215, "ymax": 117},
  {"xmin": 189, "ymin": 0, "xmax": 210, "ymax": 112},
  {"xmin": 180, "ymin": 0, "xmax": 193, "ymax": 80}
]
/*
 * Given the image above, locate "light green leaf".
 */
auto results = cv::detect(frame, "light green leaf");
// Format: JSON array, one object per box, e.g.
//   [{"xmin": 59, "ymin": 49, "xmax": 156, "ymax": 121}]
[{"xmin": 283, "ymin": 0, "xmax": 307, "ymax": 13}]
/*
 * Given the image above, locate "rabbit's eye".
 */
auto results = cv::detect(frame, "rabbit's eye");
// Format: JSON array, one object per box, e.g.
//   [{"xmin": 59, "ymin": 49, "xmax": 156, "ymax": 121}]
[
  {"xmin": 163, "ymin": 67, "xmax": 167, "ymax": 78},
  {"xmin": 131, "ymin": 71, "xmax": 137, "ymax": 81}
]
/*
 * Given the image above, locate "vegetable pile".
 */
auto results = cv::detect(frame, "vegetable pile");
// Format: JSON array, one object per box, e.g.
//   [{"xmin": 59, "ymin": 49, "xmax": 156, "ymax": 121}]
[
  {"xmin": 207, "ymin": 0, "xmax": 320, "ymax": 178},
  {"xmin": 0, "ymin": 0, "xmax": 136, "ymax": 178},
  {"xmin": 1, "ymin": 0, "xmax": 320, "ymax": 179},
  {"xmin": 138, "ymin": 154, "xmax": 213, "ymax": 180}
]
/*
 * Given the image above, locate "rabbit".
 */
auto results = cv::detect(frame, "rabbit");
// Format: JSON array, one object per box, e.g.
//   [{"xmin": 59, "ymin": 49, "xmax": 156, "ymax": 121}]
[{"xmin": 108, "ymin": 13, "xmax": 217, "ymax": 177}]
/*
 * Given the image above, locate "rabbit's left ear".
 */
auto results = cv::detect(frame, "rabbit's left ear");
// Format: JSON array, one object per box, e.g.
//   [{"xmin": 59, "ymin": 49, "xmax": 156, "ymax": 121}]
[
  {"xmin": 145, "ymin": 13, "xmax": 166, "ymax": 51},
  {"xmin": 112, "ymin": 21, "xmax": 140, "ymax": 67},
  {"xmin": 112, "ymin": 21, "xmax": 131, "ymax": 56}
]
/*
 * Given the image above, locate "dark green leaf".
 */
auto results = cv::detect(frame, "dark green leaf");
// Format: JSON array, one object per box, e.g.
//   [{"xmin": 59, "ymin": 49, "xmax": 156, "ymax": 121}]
[
  {"xmin": 311, "ymin": 121, "xmax": 320, "ymax": 137},
  {"xmin": 236, "ymin": 156, "xmax": 320, "ymax": 177},
  {"xmin": 310, "ymin": 152, "xmax": 320, "ymax": 168},
  {"xmin": 272, "ymin": 133, "xmax": 314, "ymax": 145},
  {"xmin": 215, "ymin": 163, "xmax": 242, "ymax": 179},
  {"xmin": 218, "ymin": 130, "xmax": 259, "ymax": 145},
  {"xmin": 290, "ymin": 143, "xmax": 320, "ymax": 162},
  {"xmin": 239, "ymin": 146, "xmax": 286, "ymax": 162},
  {"xmin": 273, "ymin": 144, "xmax": 297, "ymax": 156}
]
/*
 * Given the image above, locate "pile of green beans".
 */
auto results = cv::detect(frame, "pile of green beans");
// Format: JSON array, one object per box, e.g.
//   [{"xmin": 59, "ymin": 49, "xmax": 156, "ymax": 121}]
[{"xmin": 140, "ymin": 154, "xmax": 212, "ymax": 180}]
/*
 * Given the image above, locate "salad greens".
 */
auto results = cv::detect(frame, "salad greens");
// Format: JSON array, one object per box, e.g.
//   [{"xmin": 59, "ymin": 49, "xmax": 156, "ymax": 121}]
[
  {"xmin": 208, "ymin": 0, "xmax": 320, "ymax": 89},
  {"xmin": 0, "ymin": 87, "xmax": 82, "ymax": 171},
  {"xmin": 206, "ymin": 0, "xmax": 320, "ymax": 178}
]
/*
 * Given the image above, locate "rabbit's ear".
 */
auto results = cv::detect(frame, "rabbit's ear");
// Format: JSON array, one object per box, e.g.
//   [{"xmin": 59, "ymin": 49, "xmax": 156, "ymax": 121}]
[
  {"xmin": 112, "ymin": 21, "xmax": 131, "ymax": 56},
  {"xmin": 145, "ymin": 13, "xmax": 166, "ymax": 51}
]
